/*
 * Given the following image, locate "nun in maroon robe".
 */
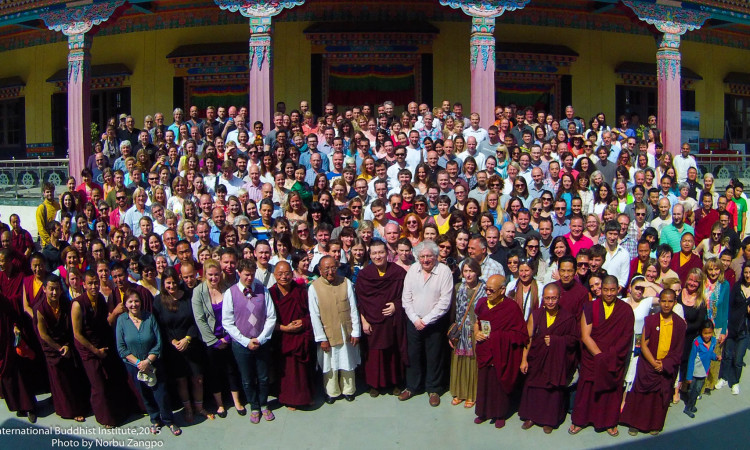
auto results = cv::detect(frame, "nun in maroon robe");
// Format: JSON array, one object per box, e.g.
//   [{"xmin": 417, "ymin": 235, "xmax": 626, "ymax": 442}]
[
  {"xmin": 620, "ymin": 309, "xmax": 686, "ymax": 434},
  {"xmin": 355, "ymin": 261, "xmax": 407, "ymax": 392},
  {"xmin": 570, "ymin": 284, "xmax": 634, "ymax": 435},
  {"xmin": 72, "ymin": 287, "xmax": 135, "ymax": 427},
  {"xmin": 473, "ymin": 278, "xmax": 528, "ymax": 428},
  {"xmin": 0, "ymin": 292, "xmax": 36, "ymax": 418},
  {"xmin": 34, "ymin": 280, "xmax": 90, "ymax": 421},
  {"xmin": 518, "ymin": 304, "xmax": 578, "ymax": 430},
  {"xmin": 269, "ymin": 278, "xmax": 314, "ymax": 408}
]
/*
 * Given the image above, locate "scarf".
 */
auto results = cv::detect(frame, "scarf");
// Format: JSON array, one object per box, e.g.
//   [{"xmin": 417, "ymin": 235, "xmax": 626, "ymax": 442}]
[{"xmin": 512, "ymin": 280, "xmax": 539, "ymax": 315}]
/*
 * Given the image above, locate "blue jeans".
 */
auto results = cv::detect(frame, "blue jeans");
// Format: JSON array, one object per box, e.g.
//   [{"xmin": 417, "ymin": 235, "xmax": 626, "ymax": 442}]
[
  {"xmin": 685, "ymin": 377, "xmax": 705, "ymax": 412},
  {"xmin": 720, "ymin": 333, "xmax": 749, "ymax": 387},
  {"xmin": 232, "ymin": 341, "xmax": 270, "ymax": 411},
  {"xmin": 125, "ymin": 363, "xmax": 174, "ymax": 425}
]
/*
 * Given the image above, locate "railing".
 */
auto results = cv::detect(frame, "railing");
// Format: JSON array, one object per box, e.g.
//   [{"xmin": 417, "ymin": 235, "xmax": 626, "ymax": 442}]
[
  {"xmin": 0, "ymin": 158, "xmax": 69, "ymax": 199},
  {"xmin": 695, "ymin": 153, "xmax": 750, "ymax": 180}
]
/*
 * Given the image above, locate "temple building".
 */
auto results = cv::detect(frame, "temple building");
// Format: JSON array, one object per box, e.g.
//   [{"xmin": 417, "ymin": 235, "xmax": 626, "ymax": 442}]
[{"xmin": 0, "ymin": 0, "xmax": 750, "ymax": 180}]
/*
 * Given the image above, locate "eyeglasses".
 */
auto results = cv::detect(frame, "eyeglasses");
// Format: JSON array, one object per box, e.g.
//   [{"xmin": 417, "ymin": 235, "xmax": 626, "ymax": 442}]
[
  {"xmin": 116, "ymin": 196, "xmax": 126, "ymax": 201},
  {"xmin": 584, "ymin": 144, "xmax": 593, "ymax": 148},
  {"xmin": 395, "ymin": 153, "xmax": 406, "ymax": 157},
  {"xmin": 438, "ymin": 244, "xmax": 451, "ymax": 249},
  {"xmin": 532, "ymin": 207, "xmax": 542, "ymax": 212},
  {"xmin": 237, "ymin": 224, "xmax": 249, "ymax": 228},
  {"xmin": 526, "ymin": 244, "xmax": 539, "ymax": 249},
  {"xmin": 542, "ymin": 197, "xmax": 552, "ymax": 202},
  {"xmin": 635, "ymin": 212, "xmax": 646, "ymax": 217},
  {"xmin": 633, "ymin": 286, "xmax": 646, "ymax": 292},
  {"xmin": 555, "ymin": 207, "xmax": 566, "ymax": 211},
  {"xmin": 578, "ymin": 262, "xmax": 590, "ymax": 267},
  {"xmin": 340, "ymin": 216, "xmax": 352, "ymax": 220}
]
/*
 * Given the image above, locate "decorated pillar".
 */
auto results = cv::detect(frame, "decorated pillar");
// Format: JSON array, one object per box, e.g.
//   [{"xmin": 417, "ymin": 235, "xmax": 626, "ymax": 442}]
[
  {"xmin": 439, "ymin": 1, "xmax": 529, "ymax": 129},
  {"xmin": 41, "ymin": 1, "xmax": 124, "ymax": 181},
  {"xmin": 215, "ymin": 1, "xmax": 304, "ymax": 131},
  {"xmin": 623, "ymin": 1, "xmax": 709, "ymax": 155}
]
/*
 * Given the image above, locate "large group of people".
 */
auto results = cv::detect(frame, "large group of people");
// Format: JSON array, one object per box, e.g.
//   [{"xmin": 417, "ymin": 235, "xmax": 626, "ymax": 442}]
[{"xmin": 0, "ymin": 99, "xmax": 748, "ymax": 440}]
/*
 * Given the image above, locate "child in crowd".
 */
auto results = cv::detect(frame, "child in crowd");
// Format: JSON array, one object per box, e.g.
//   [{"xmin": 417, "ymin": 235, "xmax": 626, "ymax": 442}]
[{"xmin": 684, "ymin": 320, "xmax": 722, "ymax": 418}]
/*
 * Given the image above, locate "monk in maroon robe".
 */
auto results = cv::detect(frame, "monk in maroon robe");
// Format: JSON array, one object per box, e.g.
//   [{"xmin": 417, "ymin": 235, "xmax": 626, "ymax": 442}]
[
  {"xmin": 473, "ymin": 275, "xmax": 528, "ymax": 429},
  {"xmin": 355, "ymin": 241, "xmax": 407, "ymax": 395},
  {"xmin": 269, "ymin": 262, "xmax": 314, "ymax": 409},
  {"xmin": 620, "ymin": 289, "xmax": 686, "ymax": 435},
  {"xmin": 34, "ymin": 274, "xmax": 90, "ymax": 421},
  {"xmin": 107, "ymin": 262, "xmax": 154, "ymax": 326},
  {"xmin": 72, "ymin": 271, "xmax": 134, "ymax": 427},
  {"xmin": 0, "ymin": 291, "xmax": 37, "ymax": 421},
  {"xmin": 569, "ymin": 275, "xmax": 634, "ymax": 437},
  {"xmin": 670, "ymin": 233, "xmax": 703, "ymax": 281},
  {"xmin": 0, "ymin": 249, "xmax": 48, "ymax": 393},
  {"xmin": 555, "ymin": 256, "xmax": 588, "ymax": 321},
  {"xmin": 519, "ymin": 283, "xmax": 578, "ymax": 433},
  {"xmin": 23, "ymin": 253, "xmax": 48, "ymax": 314}
]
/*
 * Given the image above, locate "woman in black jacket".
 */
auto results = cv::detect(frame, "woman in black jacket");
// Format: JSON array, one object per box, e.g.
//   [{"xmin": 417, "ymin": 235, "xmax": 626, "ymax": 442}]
[{"xmin": 719, "ymin": 261, "xmax": 750, "ymax": 395}]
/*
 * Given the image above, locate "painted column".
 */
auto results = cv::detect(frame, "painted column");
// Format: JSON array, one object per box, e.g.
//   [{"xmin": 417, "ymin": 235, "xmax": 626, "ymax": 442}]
[
  {"xmin": 623, "ymin": 1, "xmax": 709, "ymax": 155},
  {"xmin": 215, "ymin": 1, "xmax": 305, "ymax": 131},
  {"xmin": 439, "ymin": 1, "xmax": 529, "ymax": 128},
  {"xmin": 249, "ymin": 16, "xmax": 273, "ymax": 131},
  {"xmin": 41, "ymin": 1, "xmax": 124, "ymax": 181},
  {"xmin": 470, "ymin": 16, "xmax": 496, "ymax": 130}
]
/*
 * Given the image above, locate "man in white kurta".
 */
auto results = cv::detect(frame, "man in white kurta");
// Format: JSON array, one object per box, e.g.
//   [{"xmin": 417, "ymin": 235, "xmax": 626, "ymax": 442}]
[{"xmin": 308, "ymin": 256, "xmax": 361, "ymax": 402}]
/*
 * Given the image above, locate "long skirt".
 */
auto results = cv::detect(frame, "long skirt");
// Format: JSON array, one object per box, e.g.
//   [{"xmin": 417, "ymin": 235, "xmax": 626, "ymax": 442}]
[
  {"xmin": 363, "ymin": 346, "xmax": 403, "ymax": 390},
  {"xmin": 46, "ymin": 357, "xmax": 90, "ymax": 419},
  {"xmin": 449, "ymin": 352, "xmax": 477, "ymax": 401},
  {"xmin": 277, "ymin": 354, "xmax": 313, "ymax": 407},
  {"xmin": 571, "ymin": 379, "xmax": 623, "ymax": 430},
  {"xmin": 475, "ymin": 365, "xmax": 509, "ymax": 420},
  {"xmin": 620, "ymin": 390, "xmax": 669, "ymax": 432},
  {"xmin": 518, "ymin": 384, "xmax": 566, "ymax": 428}
]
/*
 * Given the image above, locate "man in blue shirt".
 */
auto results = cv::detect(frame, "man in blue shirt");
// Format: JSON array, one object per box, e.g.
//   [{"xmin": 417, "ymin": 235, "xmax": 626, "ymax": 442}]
[{"xmin": 299, "ymin": 134, "xmax": 330, "ymax": 172}]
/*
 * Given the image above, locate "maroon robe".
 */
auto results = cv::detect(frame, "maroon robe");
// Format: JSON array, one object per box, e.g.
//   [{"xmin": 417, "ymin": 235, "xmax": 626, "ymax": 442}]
[
  {"xmin": 694, "ymin": 208, "xmax": 719, "ymax": 243},
  {"xmin": 620, "ymin": 313, "xmax": 686, "ymax": 432},
  {"xmin": 0, "ymin": 293, "xmax": 36, "ymax": 413},
  {"xmin": 23, "ymin": 276, "xmax": 46, "ymax": 311},
  {"xmin": 73, "ymin": 292, "xmax": 133, "ymax": 426},
  {"xmin": 555, "ymin": 280, "xmax": 588, "ymax": 321},
  {"xmin": 474, "ymin": 297, "xmax": 528, "ymax": 420},
  {"xmin": 108, "ymin": 283, "xmax": 154, "ymax": 314},
  {"xmin": 670, "ymin": 252, "xmax": 703, "ymax": 281},
  {"xmin": 354, "ymin": 263, "xmax": 407, "ymax": 389},
  {"xmin": 33, "ymin": 296, "xmax": 90, "ymax": 419},
  {"xmin": 571, "ymin": 299, "xmax": 634, "ymax": 430},
  {"xmin": 269, "ymin": 282, "xmax": 314, "ymax": 407},
  {"xmin": 518, "ymin": 307, "xmax": 578, "ymax": 428},
  {"xmin": 1, "ymin": 269, "xmax": 47, "ymax": 393}
]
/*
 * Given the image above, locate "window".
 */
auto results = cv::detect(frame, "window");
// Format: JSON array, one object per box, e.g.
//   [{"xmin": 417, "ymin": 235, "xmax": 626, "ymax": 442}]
[
  {"xmin": 616, "ymin": 86, "xmax": 695, "ymax": 125},
  {"xmin": 726, "ymin": 94, "xmax": 750, "ymax": 143},
  {"xmin": 0, "ymin": 97, "xmax": 25, "ymax": 158}
]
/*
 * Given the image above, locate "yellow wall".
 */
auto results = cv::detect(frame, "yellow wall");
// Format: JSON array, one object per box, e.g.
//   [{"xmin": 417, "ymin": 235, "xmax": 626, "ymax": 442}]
[{"xmin": 1, "ymin": 20, "xmax": 749, "ymax": 146}]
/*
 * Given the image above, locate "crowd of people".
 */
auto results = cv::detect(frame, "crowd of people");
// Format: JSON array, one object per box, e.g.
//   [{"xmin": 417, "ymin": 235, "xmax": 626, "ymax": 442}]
[{"xmin": 0, "ymin": 99, "xmax": 748, "ymax": 439}]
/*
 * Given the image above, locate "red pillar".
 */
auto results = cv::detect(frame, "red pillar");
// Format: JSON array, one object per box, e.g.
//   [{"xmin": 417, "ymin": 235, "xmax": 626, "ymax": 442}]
[{"xmin": 66, "ymin": 33, "xmax": 92, "ymax": 182}]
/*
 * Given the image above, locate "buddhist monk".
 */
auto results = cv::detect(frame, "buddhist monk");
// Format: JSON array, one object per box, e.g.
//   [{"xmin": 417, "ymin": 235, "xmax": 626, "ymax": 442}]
[
  {"xmin": 34, "ymin": 274, "xmax": 89, "ymax": 422},
  {"xmin": 0, "ymin": 290, "xmax": 37, "ymax": 422},
  {"xmin": 569, "ymin": 275, "xmax": 634, "ymax": 437},
  {"xmin": 269, "ymin": 262, "xmax": 314, "ymax": 410},
  {"xmin": 473, "ymin": 274, "xmax": 528, "ymax": 429},
  {"xmin": 620, "ymin": 288, "xmax": 686, "ymax": 436},
  {"xmin": 519, "ymin": 283, "xmax": 578, "ymax": 433},
  {"xmin": 555, "ymin": 255, "xmax": 588, "ymax": 321},
  {"xmin": 355, "ymin": 240, "xmax": 407, "ymax": 396},
  {"xmin": 72, "ymin": 270, "xmax": 134, "ymax": 427}
]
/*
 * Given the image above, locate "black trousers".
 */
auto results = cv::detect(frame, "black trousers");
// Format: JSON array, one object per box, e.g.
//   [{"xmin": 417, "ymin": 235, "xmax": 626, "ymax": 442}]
[{"xmin": 405, "ymin": 316, "xmax": 447, "ymax": 394}]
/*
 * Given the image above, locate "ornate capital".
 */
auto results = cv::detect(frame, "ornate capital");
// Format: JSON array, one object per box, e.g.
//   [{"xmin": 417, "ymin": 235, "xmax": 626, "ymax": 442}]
[
  {"xmin": 67, "ymin": 34, "xmax": 92, "ymax": 84},
  {"xmin": 623, "ymin": 0, "xmax": 710, "ymax": 35},
  {"xmin": 40, "ymin": 0, "xmax": 125, "ymax": 36},
  {"xmin": 470, "ymin": 16, "xmax": 495, "ymax": 71},
  {"xmin": 439, "ymin": 0, "xmax": 529, "ymax": 18},
  {"xmin": 214, "ymin": 0, "xmax": 305, "ymax": 18},
  {"xmin": 249, "ymin": 16, "xmax": 272, "ymax": 70}
]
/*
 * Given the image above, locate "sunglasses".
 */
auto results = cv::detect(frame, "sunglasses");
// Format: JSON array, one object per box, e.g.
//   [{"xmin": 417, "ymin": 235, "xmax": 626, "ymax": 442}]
[
  {"xmin": 438, "ymin": 244, "xmax": 451, "ymax": 249},
  {"xmin": 395, "ymin": 153, "xmax": 406, "ymax": 157},
  {"xmin": 532, "ymin": 207, "xmax": 542, "ymax": 212},
  {"xmin": 340, "ymin": 216, "xmax": 352, "ymax": 220}
]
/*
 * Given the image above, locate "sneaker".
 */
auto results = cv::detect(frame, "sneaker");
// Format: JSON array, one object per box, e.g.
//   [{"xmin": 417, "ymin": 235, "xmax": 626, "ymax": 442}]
[
  {"xmin": 715, "ymin": 379, "xmax": 727, "ymax": 390},
  {"xmin": 732, "ymin": 384, "xmax": 740, "ymax": 395}
]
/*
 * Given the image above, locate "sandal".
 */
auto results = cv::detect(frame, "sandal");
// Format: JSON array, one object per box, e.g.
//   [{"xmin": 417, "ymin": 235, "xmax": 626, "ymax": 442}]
[
  {"xmin": 568, "ymin": 425, "xmax": 582, "ymax": 435},
  {"xmin": 150, "ymin": 424, "xmax": 161, "ymax": 435},
  {"xmin": 262, "ymin": 409, "xmax": 275, "ymax": 421},
  {"xmin": 450, "ymin": 397, "xmax": 463, "ymax": 406},
  {"xmin": 74, "ymin": 416, "xmax": 85, "ymax": 423},
  {"xmin": 197, "ymin": 409, "xmax": 215, "ymax": 420},
  {"xmin": 607, "ymin": 427, "xmax": 619, "ymax": 437},
  {"xmin": 168, "ymin": 424, "xmax": 182, "ymax": 436},
  {"xmin": 464, "ymin": 400, "xmax": 475, "ymax": 408}
]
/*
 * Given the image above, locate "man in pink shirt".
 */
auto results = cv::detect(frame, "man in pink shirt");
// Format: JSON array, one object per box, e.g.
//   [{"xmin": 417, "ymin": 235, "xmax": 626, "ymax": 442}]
[{"xmin": 565, "ymin": 215, "xmax": 593, "ymax": 257}]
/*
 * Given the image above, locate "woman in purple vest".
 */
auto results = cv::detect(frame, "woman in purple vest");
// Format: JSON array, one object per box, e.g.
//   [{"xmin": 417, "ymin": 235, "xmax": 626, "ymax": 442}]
[{"xmin": 222, "ymin": 258, "xmax": 277, "ymax": 424}]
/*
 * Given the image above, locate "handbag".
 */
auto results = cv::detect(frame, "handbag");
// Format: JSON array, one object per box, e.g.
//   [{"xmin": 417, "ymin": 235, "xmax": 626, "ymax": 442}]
[
  {"xmin": 14, "ymin": 334, "xmax": 36, "ymax": 360},
  {"xmin": 447, "ymin": 287, "xmax": 481, "ymax": 347}
]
